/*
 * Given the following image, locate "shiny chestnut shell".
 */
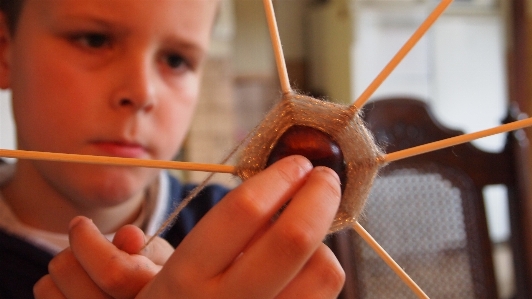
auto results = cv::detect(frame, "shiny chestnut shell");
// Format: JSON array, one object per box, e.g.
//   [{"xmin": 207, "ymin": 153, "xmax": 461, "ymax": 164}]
[{"xmin": 266, "ymin": 125, "xmax": 347, "ymax": 190}]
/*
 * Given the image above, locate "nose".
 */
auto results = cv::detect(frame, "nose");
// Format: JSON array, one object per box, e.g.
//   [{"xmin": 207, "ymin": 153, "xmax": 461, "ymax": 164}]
[{"xmin": 111, "ymin": 54, "xmax": 156, "ymax": 112}]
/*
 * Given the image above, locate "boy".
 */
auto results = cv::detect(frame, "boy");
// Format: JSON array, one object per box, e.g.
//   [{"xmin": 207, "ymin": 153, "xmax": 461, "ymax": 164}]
[{"xmin": 0, "ymin": 0, "xmax": 345, "ymax": 298}]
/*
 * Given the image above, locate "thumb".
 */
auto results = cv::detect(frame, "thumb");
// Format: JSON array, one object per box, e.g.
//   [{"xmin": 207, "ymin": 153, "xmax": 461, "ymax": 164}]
[
  {"xmin": 112, "ymin": 225, "xmax": 145, "ymax": 254},
  {"xmin": 112, "ymin": 225, "xmax": 174, "ymax": 266}
]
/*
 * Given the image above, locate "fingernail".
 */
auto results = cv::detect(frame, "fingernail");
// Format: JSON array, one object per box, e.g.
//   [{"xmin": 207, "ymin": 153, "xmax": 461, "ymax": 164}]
[
  {"xmin": 69, "ymin": 216, "xmax": 88, "ymax": 230},
  {"xmin": 289, "ymin": 155, "xmax": 314, "ymax": 175},
  {"xmin": 315, "ymin": 166, "xmax": 341, "ymax": 183}
]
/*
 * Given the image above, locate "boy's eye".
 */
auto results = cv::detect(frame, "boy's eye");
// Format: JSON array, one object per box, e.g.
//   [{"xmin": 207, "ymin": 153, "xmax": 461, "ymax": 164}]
[
  {"xmin": 164, "ymin": 54, "xmax": 187, "ymax": 70},
  {"xmin": 72, "ymin": 33, "xmax": 110, "ymax": 49}
]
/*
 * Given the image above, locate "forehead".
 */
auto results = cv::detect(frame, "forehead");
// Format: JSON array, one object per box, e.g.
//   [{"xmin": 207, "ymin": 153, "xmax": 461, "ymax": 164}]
[{"xmin": 21, "ymin": 0, "xmax": 219, "ymax": 46}]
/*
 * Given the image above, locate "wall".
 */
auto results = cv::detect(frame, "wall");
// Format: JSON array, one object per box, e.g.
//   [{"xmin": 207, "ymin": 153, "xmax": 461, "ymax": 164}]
[
  {"xmin": 233, "ymin": 0, "xmax": 274, "ymax": 77},
  {"xmin": 307, "ymin": 0, "xmax": 354, "ymax": 104},
  {"xmin": 0, "ymin": 91, "xmax": 14, "ymax": 152},
  {"xmin": 353, "ymin": 3, "xmax": 507, "ymax": 152}
]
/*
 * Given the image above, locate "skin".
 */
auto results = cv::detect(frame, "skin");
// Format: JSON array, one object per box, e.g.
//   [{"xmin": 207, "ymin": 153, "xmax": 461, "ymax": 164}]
[
  {"xmin": 0, "ymin": 0, "xmax": 216, "ymax": 234},
  {"xmin": 35, "ymin": 157, "xmax": 345, "ymax": 299},
  {"xmin": 0, "ymin": 0, "xmax": 345, "ymax": 297},
  {"xmin": 35, "ymin": 218, "xmax": 174, "ymax": 299}
]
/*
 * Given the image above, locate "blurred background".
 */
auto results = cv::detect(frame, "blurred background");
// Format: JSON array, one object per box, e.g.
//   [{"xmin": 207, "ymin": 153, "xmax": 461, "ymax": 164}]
[
  {"xmin": 0, "ymin": 0, "xmax": 511, "ymax": 181},
  {"xmin": 1, "ymin": 0, "xmax": 530, "ymax": 297}
]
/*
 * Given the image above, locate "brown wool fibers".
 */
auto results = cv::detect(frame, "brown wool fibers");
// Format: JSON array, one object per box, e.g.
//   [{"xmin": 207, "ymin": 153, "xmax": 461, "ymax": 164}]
[{"xmin": 234, "ymin": 92, "xmax": 384, "ymax": 232}]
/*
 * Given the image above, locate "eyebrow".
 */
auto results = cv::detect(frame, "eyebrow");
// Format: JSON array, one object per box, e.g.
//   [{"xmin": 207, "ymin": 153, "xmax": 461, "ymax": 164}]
[
  {"xmin": 163, "ymin": 36, "xmax": 207, "ymax": 55},
  {"xmin": 46, "ymin": 5, "xmax": 210, "ymax": 58}
]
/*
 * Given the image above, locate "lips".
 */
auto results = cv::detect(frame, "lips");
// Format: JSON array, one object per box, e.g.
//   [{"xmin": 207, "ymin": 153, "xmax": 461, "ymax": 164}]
[{"xmin": 91, "ymin": 140, "xmax": 149, "ymax": 159}]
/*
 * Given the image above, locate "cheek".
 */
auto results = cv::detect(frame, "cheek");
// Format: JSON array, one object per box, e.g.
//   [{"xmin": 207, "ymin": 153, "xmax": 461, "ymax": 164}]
[
  {"xmin": 10, "ymin": 56, "xmax": 91, "ymax": 150},
  {"xmin": 154, "ymin": 88, "xmax": 200, "ymax": 159},
  {"xmin": 11, "ymin": 70, "xmax": 61, "ymax": 148}
]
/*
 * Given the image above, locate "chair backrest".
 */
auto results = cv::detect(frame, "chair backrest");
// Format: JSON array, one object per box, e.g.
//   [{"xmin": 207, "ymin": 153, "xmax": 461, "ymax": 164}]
[{"xmin": 328, "ymin": 98, "xmax": 531, "ymax": 299}]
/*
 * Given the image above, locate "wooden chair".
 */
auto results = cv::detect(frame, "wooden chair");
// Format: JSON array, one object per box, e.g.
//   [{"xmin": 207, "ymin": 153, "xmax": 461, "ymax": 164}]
[{"xmin": 327, "ymin": 98, "xmax": 531, "ymax": 299}]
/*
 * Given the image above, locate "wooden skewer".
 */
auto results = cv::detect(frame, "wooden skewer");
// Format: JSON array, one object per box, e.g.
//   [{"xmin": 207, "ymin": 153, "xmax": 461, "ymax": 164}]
[
  {"xmin": 263, "ymin": 0, "xmax": 292, "ymax": 95},
  {"xmin": 3, "ymin": 116, "xmax": 532, "ymax": 174},
  {"xmin": 0, "ymin": 149, "xmax": 235, "ymax": 174},
  {"xmin": 352, "ymin": 0, "xmax": 453, "ymax": 110},
  {"xmin": 352, "ymin": 222, "xmax": 430, "ymax": 299},
  {"xmin": 7, "ymin": 110, "xmax": 527, "ymax": 299},
  {"xmin": 262, "ymin": 2, "xmax": 440, "ymax": 295},
  {"xmin": 383, "ymin": 116, "xmax": 532, "ymax": 163}
]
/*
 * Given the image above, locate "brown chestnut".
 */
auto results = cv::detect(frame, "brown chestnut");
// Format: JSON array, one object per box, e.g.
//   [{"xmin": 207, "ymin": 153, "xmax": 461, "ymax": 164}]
[{"xmin": 266, "ymin": 125, "xmax": 347, "ymax": 190}]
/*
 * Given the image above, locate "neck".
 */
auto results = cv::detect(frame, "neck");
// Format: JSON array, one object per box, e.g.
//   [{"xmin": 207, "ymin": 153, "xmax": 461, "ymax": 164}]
[{"xmin": 0, "ymin": 161, "xmax": 146, "ymax": 234}]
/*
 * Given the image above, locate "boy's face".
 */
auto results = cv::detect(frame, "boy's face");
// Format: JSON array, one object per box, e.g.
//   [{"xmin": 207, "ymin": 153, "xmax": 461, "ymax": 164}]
[{"xmin": 2, "ymin": 0, "xmax": 218, "ymax": 207}]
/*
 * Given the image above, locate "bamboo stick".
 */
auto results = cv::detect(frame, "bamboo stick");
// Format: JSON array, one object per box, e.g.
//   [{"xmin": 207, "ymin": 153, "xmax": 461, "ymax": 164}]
[
  {"xmin": 383, "ymin": 116, "xmax": 532, "ymax": 163},
  {"xmin": 0, "ymin": 148, "xmax": 235, "ymax": 174},
  {"xmin": 4, "ymin": 116, "xmax": 531, "ymax": 174},
  {"xmin": 352, "ymin": 0, "xmax": 453, "ymax": 110},
  {"xmin": 352, "ymin": 222, "xmax": 429, "ymax": 299},
  {"xmin": 263, "ymin": 0, "xmax": 292, "ymax": 95}
]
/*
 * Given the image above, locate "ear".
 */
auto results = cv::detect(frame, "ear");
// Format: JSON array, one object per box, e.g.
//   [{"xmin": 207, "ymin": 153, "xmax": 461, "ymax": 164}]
[{"xmin": 0, "ymin": 12, "xmax": 12, "ymax": 90}]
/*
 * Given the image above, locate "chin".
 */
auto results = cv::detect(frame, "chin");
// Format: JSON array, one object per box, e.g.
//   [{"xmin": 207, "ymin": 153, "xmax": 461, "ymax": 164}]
[{"xmin": 69, "ymin": 166, "xmax": 159, "ymax": 208}]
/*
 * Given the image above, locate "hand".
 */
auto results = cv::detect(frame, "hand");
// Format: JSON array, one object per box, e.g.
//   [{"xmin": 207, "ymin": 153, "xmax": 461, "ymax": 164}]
[
  {"xmin": 34, "ymin": 217, "xmax": 174, "ymax": 299},
  {"xmin": 34, "ymin": 155, "xmax": 345, "ymax": 299},
  {"xmin": 138, "ymin": 156, "xmax": 345, "ymax": 298}
]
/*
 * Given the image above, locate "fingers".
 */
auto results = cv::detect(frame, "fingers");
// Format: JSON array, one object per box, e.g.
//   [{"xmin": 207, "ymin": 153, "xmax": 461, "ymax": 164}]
[
  {"xmin": 112, "ymin": 225, "xmax": 146, "ymax": 254},
  {"xmin": 68, "ymin": 216, "xmax": 159, "ymax": 299},
  {"xmin": 133, "ymin": 156, "xmax": 343, "ymax": 299},
  {"xmin": 33, "ymin": 275, "xmax": 68, "ymax": 299},
  {"xmin": 169, "ymin": 156, "xmax": 314, "ymax": 278},
  {"xmin": 137, "ymin": 236, "xmax": 174, "ymax": 266},
  {"xmin": 34, "ymin": 218, "xmax": 173, "ymax": 299},
  {"xmin": 275, "ymin": 244, "xmax": 345, "ymax": 299},
  {"xmin": 44, "ymin": 248, "xmax": 112, "ymax": 299},
  {"xmin": 112, "ymin": 224, "xmax": 173, "ymax": 265},
  {"xmin": 221, "ymin": 166, "xmax": 342, "ymax": 298}
]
